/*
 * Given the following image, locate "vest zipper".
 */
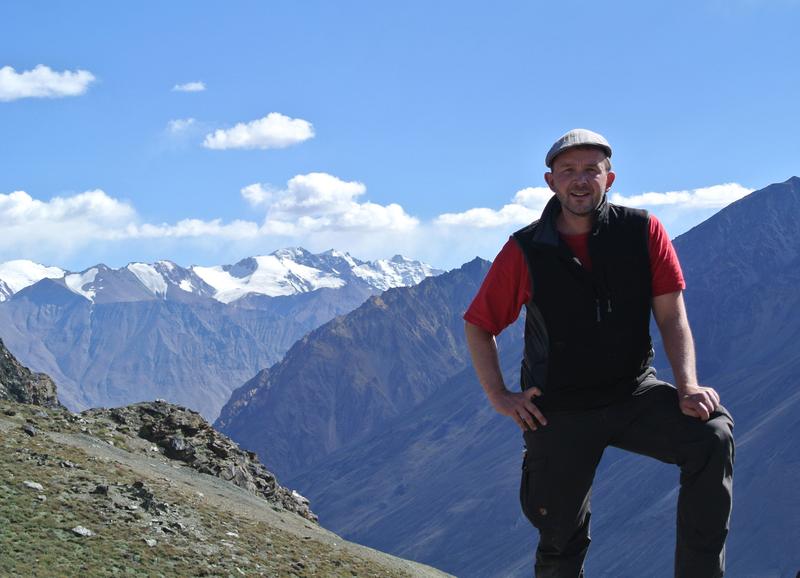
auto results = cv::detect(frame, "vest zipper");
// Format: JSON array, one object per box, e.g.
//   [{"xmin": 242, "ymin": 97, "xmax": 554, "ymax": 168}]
[{"xmin": 595, "ymin": 299, "xmax": 601, "ymax": 322}]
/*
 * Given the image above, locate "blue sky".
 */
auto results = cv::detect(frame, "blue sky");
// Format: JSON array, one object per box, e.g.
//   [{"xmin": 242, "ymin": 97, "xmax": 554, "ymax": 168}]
[{"xmin": 1, "ymin": 0, "xmax": 798, "ymax": 271}]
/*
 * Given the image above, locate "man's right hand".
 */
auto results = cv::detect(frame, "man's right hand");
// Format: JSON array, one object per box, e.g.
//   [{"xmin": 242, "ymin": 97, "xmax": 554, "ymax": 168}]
[{"xmin": 487, "ymin": 387, "xmax": 547, "ymax": 431}]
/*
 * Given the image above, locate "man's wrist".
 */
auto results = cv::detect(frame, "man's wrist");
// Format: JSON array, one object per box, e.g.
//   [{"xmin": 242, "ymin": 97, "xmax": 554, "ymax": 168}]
[
  {"xmin": 676, "ymin": 382, "xmax": 700, "ymax": 395},
  {"xmin": 485, "ymin": 386, "xmax": 510, "ymax": 402}
]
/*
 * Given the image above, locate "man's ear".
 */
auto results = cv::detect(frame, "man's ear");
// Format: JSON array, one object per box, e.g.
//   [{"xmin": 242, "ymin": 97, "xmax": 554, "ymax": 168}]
[
  {"xmin": 544, "ymin": 172, "xmax": 555, "ymax": 192},
  {"xmin": 605, "ymin": 171, "xmax": 616, "ymax": 191}
]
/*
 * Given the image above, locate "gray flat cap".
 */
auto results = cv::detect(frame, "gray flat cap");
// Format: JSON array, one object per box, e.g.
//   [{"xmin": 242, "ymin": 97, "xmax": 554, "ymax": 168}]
[{"xmin": 545, "ymin": 128, "xmax": 612, "ymax": 168}]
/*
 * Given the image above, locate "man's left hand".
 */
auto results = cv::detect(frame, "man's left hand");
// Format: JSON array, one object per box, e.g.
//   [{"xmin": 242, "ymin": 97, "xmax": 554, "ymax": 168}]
[{"xmin": 678, "ymin": 384, "xmax": 721, "ymax": 421}]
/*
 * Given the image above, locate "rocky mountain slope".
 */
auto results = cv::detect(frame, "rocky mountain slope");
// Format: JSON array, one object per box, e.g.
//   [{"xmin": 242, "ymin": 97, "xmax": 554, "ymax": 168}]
[
  {"xmin": 221, "ymin": 178, "xmax": 800, "ymax": 577},
  {"xmin": 1, "ymin": 337, "xmax": 60, "ymax": 408},
  {"xmin": 0, "ymin": 338, "xmax": 450, "ymax": 577},
  {"xmin": 216, "ymin": 258, "xmax": 489, "ymax": 480},
  {"xmin": 0, "ymin": 248, "xmax": 440, "ymax": 419}
]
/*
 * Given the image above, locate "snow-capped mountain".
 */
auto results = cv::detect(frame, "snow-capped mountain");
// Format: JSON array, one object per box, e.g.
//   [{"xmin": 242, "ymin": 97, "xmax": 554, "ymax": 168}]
[
  {"xmin": 0, "ymin": 260, "xmax": 65, "ymax": 302},
  {"xmin": 0, "ymin": 248, "xmax": 441, "ymax": 305},
  {"xmin": 0, "ymin": 248, "xmax": 441, "ymax": 419}
]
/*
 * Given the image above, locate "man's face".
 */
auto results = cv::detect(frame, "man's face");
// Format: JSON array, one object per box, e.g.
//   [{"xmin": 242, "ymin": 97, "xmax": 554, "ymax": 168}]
[{"xmin": 544, "ymin": 147, "xmax": 615, "ymax": 218}]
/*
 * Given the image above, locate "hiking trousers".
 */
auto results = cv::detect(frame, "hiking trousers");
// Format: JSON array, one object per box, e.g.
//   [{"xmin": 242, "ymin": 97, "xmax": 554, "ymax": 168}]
[{"xmin": 519, "ymin": 382, "xmax": 734, "ymax": 578}]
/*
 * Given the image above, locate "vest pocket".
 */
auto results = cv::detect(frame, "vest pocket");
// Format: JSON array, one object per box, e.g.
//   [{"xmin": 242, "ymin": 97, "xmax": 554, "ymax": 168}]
[{"xmin": 520, "ymin": 454, "xmax": 551, "ymax": 529}]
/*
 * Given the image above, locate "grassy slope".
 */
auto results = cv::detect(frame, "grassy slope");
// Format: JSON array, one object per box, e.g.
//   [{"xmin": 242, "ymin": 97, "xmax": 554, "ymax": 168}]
[{"xmin": 0, "ymin": 400, "xmax": 451, "ymax": 578}]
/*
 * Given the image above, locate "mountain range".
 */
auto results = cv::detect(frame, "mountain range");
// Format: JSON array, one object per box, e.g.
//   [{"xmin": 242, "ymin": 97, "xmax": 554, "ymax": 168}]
[
  {"xmin": 218, "ymin": 177, "xmax": 800, "ymax": 577},
  {"xmin": 0, "ymin": 248, "xmax": 440, "ymax": 419}
]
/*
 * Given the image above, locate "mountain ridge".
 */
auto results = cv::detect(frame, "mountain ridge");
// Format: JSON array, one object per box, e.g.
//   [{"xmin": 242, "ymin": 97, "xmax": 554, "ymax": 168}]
[
  {"xmin": 0, "ymin": 247, "xmax": 441, "ymax": 304},
  {"xmin": 216, "ymin": 257, "xmax": 491, "ymax": 479},
  {"xmin": 0, "ymin": 248, "xmax": 441, "ymax": 419}
]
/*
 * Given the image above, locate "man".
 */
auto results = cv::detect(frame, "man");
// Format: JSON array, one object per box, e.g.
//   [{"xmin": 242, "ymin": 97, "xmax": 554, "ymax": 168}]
[{"xmin": 464, "ymin": 129, "xmax": 734, "ymax": 577}]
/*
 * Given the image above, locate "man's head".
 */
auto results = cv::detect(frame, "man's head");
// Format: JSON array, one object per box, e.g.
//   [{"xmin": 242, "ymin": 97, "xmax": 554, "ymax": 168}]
[{"xmin": 544, "ymin": 129, "xmax": 615, "ymax": 219}]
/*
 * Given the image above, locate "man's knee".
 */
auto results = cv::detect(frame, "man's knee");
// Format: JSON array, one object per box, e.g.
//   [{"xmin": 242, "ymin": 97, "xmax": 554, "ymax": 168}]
[{"xmin": 681, "ymin": 409, "xmax": 734, "ymax": 476}]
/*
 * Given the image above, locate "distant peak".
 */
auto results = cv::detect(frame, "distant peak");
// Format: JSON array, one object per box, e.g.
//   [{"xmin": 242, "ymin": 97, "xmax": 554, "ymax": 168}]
[{"xmin": 271, "ymin": 247, "xmax": 310, "ymax": 259}]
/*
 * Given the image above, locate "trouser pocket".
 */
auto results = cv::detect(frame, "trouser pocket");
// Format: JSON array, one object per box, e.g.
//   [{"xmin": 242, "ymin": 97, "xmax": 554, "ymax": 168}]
[{"xmin": 520, "ymin": 453, "xmax": 551, "ymax": 530}]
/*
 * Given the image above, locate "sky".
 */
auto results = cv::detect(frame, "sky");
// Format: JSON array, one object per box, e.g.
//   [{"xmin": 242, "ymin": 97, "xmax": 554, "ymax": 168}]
[{"xmin": 1, "ymin": 0, "xmax": 798, "ymax": 272}]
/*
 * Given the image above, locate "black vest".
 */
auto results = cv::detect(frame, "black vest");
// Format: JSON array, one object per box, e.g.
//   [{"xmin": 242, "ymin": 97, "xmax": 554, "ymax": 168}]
[{"xmin": 512, "ymin": 195, "xmax": 654, "ymax": 411}]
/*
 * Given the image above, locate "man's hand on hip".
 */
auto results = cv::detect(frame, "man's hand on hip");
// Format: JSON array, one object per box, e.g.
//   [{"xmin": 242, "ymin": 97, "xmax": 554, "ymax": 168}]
[
  {"xmin": 488, "ymin": 387, "xmax": 548, "ymax": 431},
  {"xmin": 678, "ymin": 384, "xmax": 721, "ymax": 421}
]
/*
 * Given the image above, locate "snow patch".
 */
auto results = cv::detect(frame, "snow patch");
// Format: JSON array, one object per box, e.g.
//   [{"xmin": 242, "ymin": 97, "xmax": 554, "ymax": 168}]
[
  {"xmin": 352, "ymin": 256, "xmax": 438, "ymax": 291},
  {"xmin": 64, "ymin": 268, "xmax": 99, "ymax": 301},
  {"xmin": 127, "ymin": 263, "xmax": 168, "ymax": 298},
  {"xmin": 193, "ymin": 255, "xmax": 346, "ymax": 303}
]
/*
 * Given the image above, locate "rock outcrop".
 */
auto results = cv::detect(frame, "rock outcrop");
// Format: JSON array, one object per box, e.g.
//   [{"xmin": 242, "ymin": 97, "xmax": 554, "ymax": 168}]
[
  {"xmin": 0, "ymin": 338, "xmax": 60, "ymax": 407},
  {"xmin": 82, "ymin": 401, "xmax": 317, "ymax": 522}
]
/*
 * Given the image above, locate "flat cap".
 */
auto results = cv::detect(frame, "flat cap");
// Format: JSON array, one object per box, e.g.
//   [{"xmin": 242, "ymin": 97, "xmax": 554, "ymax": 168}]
[{"xmin": 545, "ymin": 128, "xmax": 612, "ymax": 168}]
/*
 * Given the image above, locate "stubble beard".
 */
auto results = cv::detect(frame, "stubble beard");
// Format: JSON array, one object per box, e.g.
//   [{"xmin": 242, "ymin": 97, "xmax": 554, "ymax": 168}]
[{"xmin": 561, "ymin": 189, "xmax": 602, "ymax": 217}]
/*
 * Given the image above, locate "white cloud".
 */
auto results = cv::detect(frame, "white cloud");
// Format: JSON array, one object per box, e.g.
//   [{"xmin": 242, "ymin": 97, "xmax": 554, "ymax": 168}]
[
  {"xmin": 240, "ymin": 183, "xmax": 272, "ymax": 207},
  {"xmin": 172, "ymin": 81, "xmax": 206, "ymax": 92},
  {"xmin": 1, "ymin": 174, "xmax": 418, "ymax": 265},
  {"xmin": 611, "ymin": 183, "xmax": 753, "ymax": 209},
  {"xmin": 124, "ymin": 219, "xmax": 260, "ymax": 240},
  {"xmin": 435, "ymin": 186, "xmax": 552, "ymax": 228},
  {"xmin": 2, "ymin": 181, "xmax": 751, "ymax": 272},
  {"xmin": 0, "ymin": 65, "xmax": 95, "ymax": 102},
  {"xmin": 167, "ymin": 118, "xmax": 197, "ymax": 134},
  {"xmin": 0, "ymin": 189, "xmax": 134, "ymax": 225},
  {"xmin": 273, "ymin": 173, "xmax": 366, "ymax": 215},
  {"xmin": 255, "ymin": 172, "xmax": 418, "ymax": 232},
  {"xmin": 203, "ymin": 112, "xmax": 314, "ymax": 150}
]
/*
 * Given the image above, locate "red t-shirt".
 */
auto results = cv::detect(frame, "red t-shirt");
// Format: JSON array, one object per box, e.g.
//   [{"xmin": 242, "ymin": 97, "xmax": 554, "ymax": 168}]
[{"xmin": 464, "ymin": 215, "xmax": 685, "ymax": 336}]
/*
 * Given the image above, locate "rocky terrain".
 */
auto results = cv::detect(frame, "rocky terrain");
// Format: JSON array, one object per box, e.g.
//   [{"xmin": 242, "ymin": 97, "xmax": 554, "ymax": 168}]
[{"xmin": 0, "ymin": 339, "xmax": 450, "ymax": 577}]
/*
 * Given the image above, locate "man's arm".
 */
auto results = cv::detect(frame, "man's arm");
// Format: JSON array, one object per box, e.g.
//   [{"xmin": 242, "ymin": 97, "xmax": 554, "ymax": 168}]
[
  {"xmin": 465, "ymin": 321, "xmax": 547, "ymax": 431},
  {"xmin": 652, "ymin": 290, "xmax": 720, "ymax": 420}
]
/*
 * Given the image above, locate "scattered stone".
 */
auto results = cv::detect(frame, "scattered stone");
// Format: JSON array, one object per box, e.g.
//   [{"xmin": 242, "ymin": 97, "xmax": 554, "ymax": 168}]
[
  {"xmin": 3, "ymin": 408, "xmax": 16, "ymax": 416},
  {"xmin": 91, "ymin": 484, "xmax": 109, "ymax": 495},
  {"xmin": 71, "ymin": 526, "xmax": 94, "ymax": 537},
  {"xmin": 144, "ymin": 538, "xmax": 157, "ymax": 547},
  {"xmin": 226, "ymin": 531, "xmax": 239, "ymax": 537},
  {"xmin": 36, "ymin": 495, "xmax": 46, "ymax": 501},
  {"xmin": 23, "ymin": 480, "xmax": 44, "ymax": 491},
  {"xmin": 82, "ymin": 401, "xmax": 318, "ymax": 522},
  {"xmin": 60, "ymin": 460, "xmax": 76, "ymax": 468},
  {"xmin": 22, "ymin": 424, "xmax": 36, "ymax": 437}
]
